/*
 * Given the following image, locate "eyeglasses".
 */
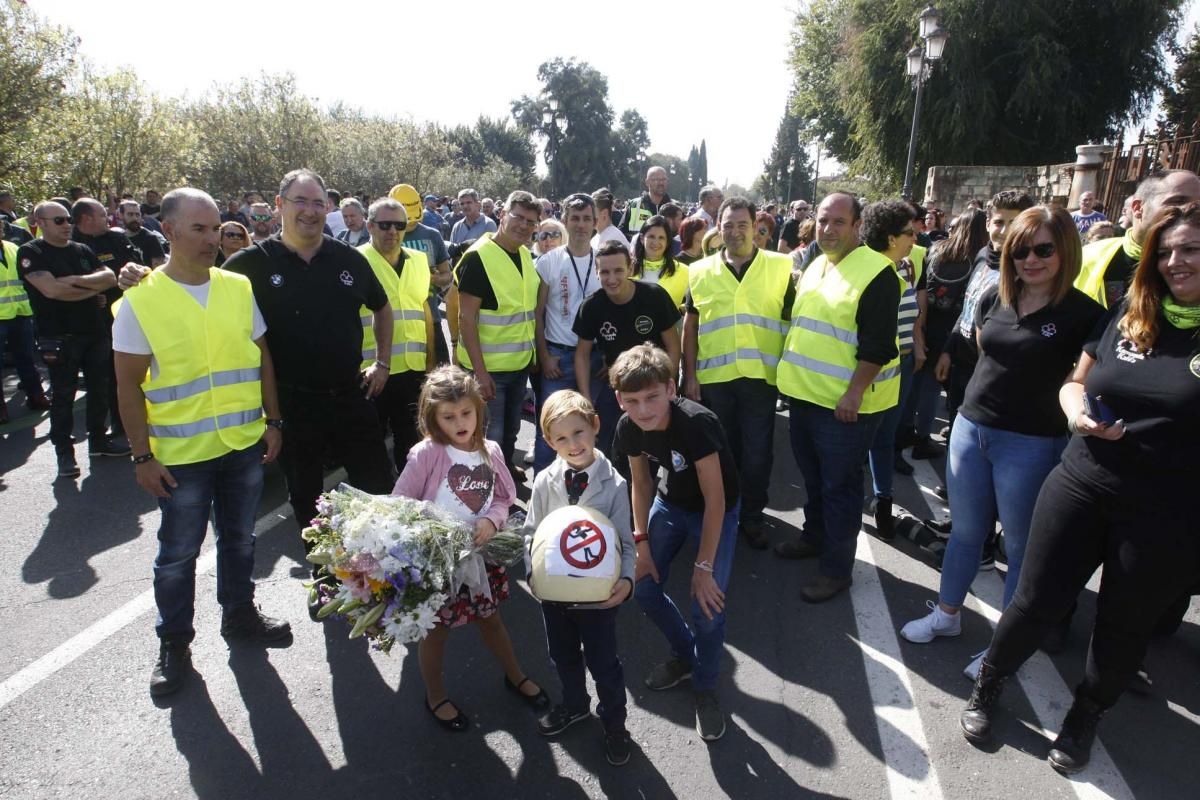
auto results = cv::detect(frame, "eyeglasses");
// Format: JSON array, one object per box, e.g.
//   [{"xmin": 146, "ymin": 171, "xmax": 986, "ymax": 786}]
[
  {"xmin": 1011, "ymin": 242, "xmax": 1056, "ymax": 260},
  {"xmin": 537, "ymin": 231, "xmax": 562, "ymax": 241},
  {"xmin": 223, "ymin": 231, "xmax": 247, "ymax": 239},
  {"xmin": 281, "ymin": 196, "xmax": 327, "ymax": 211},
  {"xmin": 39, "ymin": 215, "xmax": 71, "ymax": 225},
  {"xmin": 250, "ymin": 214, "xmax": 273, "ymax": 222},
  {"xmin": 372, "ymin": 220, "xmax": 406, "ymax": 231}
]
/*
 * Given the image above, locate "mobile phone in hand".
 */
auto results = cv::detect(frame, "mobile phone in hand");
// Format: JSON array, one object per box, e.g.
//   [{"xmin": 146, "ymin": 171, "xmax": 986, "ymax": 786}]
[{"xmin": 1083, "ymin": 392, "xmax": 1120, "ymax": 426}]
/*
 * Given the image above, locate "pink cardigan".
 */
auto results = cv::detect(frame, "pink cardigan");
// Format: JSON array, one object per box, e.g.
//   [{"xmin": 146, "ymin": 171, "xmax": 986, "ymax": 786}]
[{"xmin": 391, "ymin": 438, "xmax": 517, "ymax": 532}]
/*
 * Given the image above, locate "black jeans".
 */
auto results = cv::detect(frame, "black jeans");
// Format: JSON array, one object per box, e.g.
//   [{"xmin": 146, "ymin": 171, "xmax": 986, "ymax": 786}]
[
  {"xmin": 540, "ymin": 603, "xmax": 627, "ymax": 732},
  {"xmin": 374, "ymin": 369, "xmax": 425, "ymax": 472},
  {"xmin": 278, "ymin": 387, "xmax": 394, "ymax": 540},
  {"xmin": 700, "ymin": 377, "xmax": 778, "ymax": 524},
  {"xmin": 46, "ymin": 334, "xmax": 111, "ymax": 450},
  {"xmin": 987, "ymin": 464, "xmax": 1200, "ymax": 707}
]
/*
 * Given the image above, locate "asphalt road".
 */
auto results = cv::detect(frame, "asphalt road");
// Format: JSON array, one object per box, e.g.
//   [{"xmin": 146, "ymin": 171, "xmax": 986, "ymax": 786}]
[{"xmin": 0, "ymin": 381, "xmax": 1196, "ymax": 800}]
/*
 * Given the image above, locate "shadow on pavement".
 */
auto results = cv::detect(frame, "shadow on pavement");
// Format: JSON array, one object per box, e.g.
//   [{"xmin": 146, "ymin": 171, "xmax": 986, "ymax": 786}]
[{"xmin": 167, "ymin": 670, "xmax": 264, "ymax": 800}]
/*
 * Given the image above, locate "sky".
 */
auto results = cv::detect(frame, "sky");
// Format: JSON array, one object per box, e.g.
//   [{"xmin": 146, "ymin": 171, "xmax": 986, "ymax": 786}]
[{"xmin": 29, "ymin": 0, "xmax": 802, "ymax": 189}]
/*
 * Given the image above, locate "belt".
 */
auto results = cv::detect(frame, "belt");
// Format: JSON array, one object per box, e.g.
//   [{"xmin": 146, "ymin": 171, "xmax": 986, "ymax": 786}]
[{"xmin": 546, "ymin": 340, "xmax": 577, "ymax": 351}]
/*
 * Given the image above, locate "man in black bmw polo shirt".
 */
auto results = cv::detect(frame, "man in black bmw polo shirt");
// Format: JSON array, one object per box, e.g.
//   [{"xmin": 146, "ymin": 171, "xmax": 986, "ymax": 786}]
[{"xmin": 120, "ymin": 170, "xmax": 396, "ymax": 599}]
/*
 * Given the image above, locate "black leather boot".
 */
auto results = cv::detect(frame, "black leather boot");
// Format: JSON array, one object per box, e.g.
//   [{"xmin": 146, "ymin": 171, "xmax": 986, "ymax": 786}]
[
  {"xmin": 873, "ymin": 496, "xmax": 895, "ymax": 540},
  {"xmin": 960, "ymin": 658, "xmax": 1008, "ymax": 744},
  {"xmin": 1047, "ymin": 689, "xmax": 1106, "ymax": 775}
]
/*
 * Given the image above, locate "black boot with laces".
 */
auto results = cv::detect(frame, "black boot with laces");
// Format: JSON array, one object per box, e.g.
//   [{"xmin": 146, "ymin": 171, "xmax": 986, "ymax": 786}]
[
  {"xmin": 1047, "ymin": 689, "xmax": 1106, "ymax": 775},
  {"xmin": 960, "ymin": 658, "xmax": 1008, "ymax": 744}
]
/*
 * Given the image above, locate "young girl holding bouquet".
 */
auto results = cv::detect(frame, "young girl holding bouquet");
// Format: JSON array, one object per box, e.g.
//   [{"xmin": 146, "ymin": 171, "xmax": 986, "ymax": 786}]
[{"xmin": 393, "ymin": 365, "xmax": 548, "ymax": 731}]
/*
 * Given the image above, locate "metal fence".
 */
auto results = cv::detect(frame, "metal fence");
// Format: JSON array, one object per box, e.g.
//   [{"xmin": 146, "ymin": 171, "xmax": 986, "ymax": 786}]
[{"xmin": 1096, "ymin": 122, "xmax": 1200, "ymax": 219}]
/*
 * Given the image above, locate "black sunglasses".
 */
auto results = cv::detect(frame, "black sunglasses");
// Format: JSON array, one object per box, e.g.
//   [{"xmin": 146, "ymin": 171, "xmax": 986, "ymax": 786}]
[
  {"xmin": 250, "ymin": 214, "xmax": 272, "ymax": 222},
  {"xmin": 372, "ymin": 220, "xmax": 405, "ymax": 231},
  {"xmin": 223, "ymin": 230, "xmax": 247, "ymax": 239},
  {"xmin": 1011, "ymin": 242, "xmax": 1056, "ymax": 260},
  {"xmin": 537, "ymin": 231, "xmax": 562, "ymax": 241},
  {"xmin": 41, "ymin": 215, "xmax": 72, "ymax": 225}
]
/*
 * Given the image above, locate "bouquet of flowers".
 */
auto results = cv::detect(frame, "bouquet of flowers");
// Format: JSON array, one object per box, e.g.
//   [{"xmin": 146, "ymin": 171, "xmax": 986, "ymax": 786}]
[{"xmin": 302, "ymin": 484, "xmax": 526, "ymax": 653}]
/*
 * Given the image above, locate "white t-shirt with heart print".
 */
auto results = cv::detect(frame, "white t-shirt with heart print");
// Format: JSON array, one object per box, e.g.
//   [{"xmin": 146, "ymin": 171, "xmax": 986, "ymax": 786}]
[{"xmin": 434, "ymin": 444, "xmax": 495, "ymax": 523}]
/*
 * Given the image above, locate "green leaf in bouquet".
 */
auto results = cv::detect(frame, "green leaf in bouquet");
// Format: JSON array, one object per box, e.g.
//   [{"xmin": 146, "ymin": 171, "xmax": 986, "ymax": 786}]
[{"xmin": 349, "ymin": 601, "xmax": 387, "ymax": 638}]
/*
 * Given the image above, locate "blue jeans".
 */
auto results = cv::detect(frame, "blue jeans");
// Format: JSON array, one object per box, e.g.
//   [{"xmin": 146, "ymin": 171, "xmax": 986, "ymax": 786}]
[
  {"xmin": 153, "ymin": 444, "xmax": 265, "ymax": 642},
  {"xmin": 533, "ymin": 343, "xmax": 601, "ymax": 472},
  {"xmin": 869, "ymin": 352, "xmax": 915, "ymax": 498},
  {"xmin": 634, "ymin": 496, "xmax": 739, "ymax": 691},
  {"xmin": 939, "ymin": 415, "xmax": 1067, "ymax": 610},
  {"xmin": 0, "ymin": 315, "xmax": 44, "ymax": 401},
  {"xmin": 700, "ymin": 378, "xmax": 777, "ymax": 524},
  {"xmin": 788, "ymin": 399, "xmax": 882, "ymax": 580},
  {"xmin": 541, "ymin": 603, "xmax": 626, "ymax": 731},
  {"xmin": 484, "ymin": 368, "xmax": 528, "ymax": 467},
  {"xmin": 905, "ymin": 356, "xmax": 942, "ymax": 438}
]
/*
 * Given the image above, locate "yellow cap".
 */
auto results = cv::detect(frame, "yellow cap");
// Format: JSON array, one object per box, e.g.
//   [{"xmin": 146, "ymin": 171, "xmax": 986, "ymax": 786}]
[{"xmin": 388, "ymin": 183, "xmax": 422, "ymax": 227}]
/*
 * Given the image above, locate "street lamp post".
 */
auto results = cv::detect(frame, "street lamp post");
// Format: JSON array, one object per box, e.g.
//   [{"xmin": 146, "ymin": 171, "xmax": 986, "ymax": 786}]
[
  {"xmin": 900, "ymin": 6, "xmax": 949, "ymax": 200},
  {"xmin": 542, "ymin": 97, "xmax": 568, "ymax": 197}
]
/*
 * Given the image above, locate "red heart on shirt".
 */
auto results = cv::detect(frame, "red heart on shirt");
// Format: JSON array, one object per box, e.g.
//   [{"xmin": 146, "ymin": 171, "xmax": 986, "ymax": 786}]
[{"xmin": 447, "ymin": 463, "xmax": 494, "ymax": 514}]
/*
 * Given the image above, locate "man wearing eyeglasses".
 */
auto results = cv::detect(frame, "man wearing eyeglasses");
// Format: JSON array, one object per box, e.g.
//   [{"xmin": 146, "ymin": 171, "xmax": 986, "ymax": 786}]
[
  {"xmin": 454, "ymin": 190, "xmax": 542, "ymax": 478},
  {"xmin": 620, "ymin": 166, "xmax": 673, "ymax": 240},
  {"xmin": 18, "ymin": 201, "xmax": 122, "ymax": 476}
]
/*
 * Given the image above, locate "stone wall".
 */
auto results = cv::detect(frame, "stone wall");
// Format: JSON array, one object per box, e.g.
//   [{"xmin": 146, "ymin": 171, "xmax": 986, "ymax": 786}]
[{"xmin": 924, "ymin": 162, "xmax": 1075, "ymax": 216}]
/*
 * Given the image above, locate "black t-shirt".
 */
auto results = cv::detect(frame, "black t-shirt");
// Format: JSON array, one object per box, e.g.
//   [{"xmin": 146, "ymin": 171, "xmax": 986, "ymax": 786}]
[
  {"xmin": 127, "ymin": 228, "xmax": 166, "ymax": 264},
  {"xmin": 1061, "ymin": 305, "xmax": 1200, "ymax": 493},
  {"xmin": 72, "ymin": 229, "xmax": 142, "ymax": 308},
  {"xmin": 140, "ymin": 203, "xmax": 161, "ymax": 219},
  {"xmin": 961, "ymin": 286, "xmax": 1104, "ymax": 436},
  {"xmin": 224, "ymin": 235, "xmax": 387, "ymax": 391},
  {"xmin": 853, "ymin": 266, "xmax": 902, "ymax": 365},
  {"xmin": 17, "ymin": 239, "xmax": 106, "ymax": 337},
  {"xmin": 454, "ymin": 246, "xmax": 525, "ymax": 311},
  {"xmin": 615, "ymin": 397, "xmax": 739, "ymax": 513},
  {"xmin": 573, "ymin": 281, "xmax": 681, "ymax": 366},
  {"xmin": 1101, "ymin": 246, "xmax": 1138, "ymax": 308}
]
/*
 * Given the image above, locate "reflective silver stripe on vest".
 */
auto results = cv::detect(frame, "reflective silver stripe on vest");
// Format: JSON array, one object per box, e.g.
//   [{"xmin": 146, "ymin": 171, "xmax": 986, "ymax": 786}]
[
  {"xmin": 697, "ymin": 348, "xmax": 781, "ymax": 372},
  {"xmin": 478, "ymin": 310, "xmax": 535, "ymax": 325},
  {"xmin": 479, "ymin": 341, "xmax": 533, "ymax": 353},
  {"xmin": 363, "ymin": 342, "xmax": 429, "ymax": 360},
  {"xmin": 148, "ymin": 408, "xmax": 262, "ymax": 438},
  {"xmin": 143, "ymin": 367, "xmax": 261, "ymax": 404},
  {"xmin": 360, "ymin": 308, "xmax": 426, "ymax": 326},
  {"xmin": 782, "ymin": 351, "xmax": 899, "ymax": 383},
  {"xmin": 0, "ymin": 280, "xmax": 25, "ymax": 287},
  {"xmin": 698, "ymin": 313, "xmax": 787, "ymax": 337},
  {"xmin": 0, "ymin": 294, "xmax": 28, "ymax": 304},
  {"xmin": 790, "ymin": 316, "xmax": 859, "ymax": 346}
]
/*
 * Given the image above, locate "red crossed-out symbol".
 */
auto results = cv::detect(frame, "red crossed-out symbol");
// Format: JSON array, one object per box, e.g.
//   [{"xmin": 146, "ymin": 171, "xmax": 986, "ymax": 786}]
[{"xmin": 559, "ymin": 520, "xmax": 607, "ymax": 570}]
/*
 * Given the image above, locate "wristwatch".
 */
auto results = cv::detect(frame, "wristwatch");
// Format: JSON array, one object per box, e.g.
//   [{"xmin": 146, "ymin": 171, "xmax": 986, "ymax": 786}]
[
  {"xmin": 265, "ymin": 418, "xmax": 284, "ymax": 430},
  {"xmin": 132, "ymin": 452, "xmax": 155, "ymax": 465},
  {"xmin": 373, "ymin": 360, "xmax": 390, "ymax": 371}
]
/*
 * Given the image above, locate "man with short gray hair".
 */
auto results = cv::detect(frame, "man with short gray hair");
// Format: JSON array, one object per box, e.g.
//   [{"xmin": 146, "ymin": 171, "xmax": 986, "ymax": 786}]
[
  {"xmin": 695, "ymin": 185, "xmax": 724, "ymax": 230},
  {"xmin": 450, "ymin": 188, "xmax": 496, "ymax": 245},
  {"xmin": 336, "ymin": 197, "xmax": 369, "ymax": 246}
]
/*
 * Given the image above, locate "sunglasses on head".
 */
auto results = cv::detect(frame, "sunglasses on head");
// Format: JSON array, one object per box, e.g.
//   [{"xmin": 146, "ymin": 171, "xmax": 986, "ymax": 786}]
[
  {"xmin": 41, "ymin": 215, "xmax": 71, "ymax": 225},
  {"xmin": 537, "ymin": 231, "xmax": 562, "ymax": 241},
  {"xmin": 1011, "ymin": 242, "xmax": 1056, "ymax": 260},
  {"xmin": 372, "ymin": 220, "xmax": 405, "ymax": 230}
]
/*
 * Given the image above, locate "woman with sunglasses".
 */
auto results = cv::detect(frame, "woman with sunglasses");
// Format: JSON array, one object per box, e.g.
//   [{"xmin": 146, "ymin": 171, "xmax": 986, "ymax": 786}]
[
  {"xmin": 534, "ymin": 219, "xmax": 565, "ymax": 256},
  {"xmin": 216, "ymin": 221, "xmax": 250, "ymax": 266},
  {"xmin": 631, "ymin": 215, "xmax": 688, "ymax": 309},
  {"xmin": 960, "ymin": 203, "xmax": 1200, "ymax": 774},
  {"xmin": 900, "ymin": 206, "xmax": 1104, "ymax": 676},
  {"xmin": 753, "ymin": 211, "xmax": 776, "ymax": 252}
]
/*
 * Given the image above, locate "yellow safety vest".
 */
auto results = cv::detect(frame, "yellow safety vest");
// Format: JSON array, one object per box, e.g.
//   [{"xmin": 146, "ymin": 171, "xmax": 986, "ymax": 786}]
[
  {"xmin": 124, "ymin": 268, "xmax": 265, "ymax": 466},
  {"xmin": 778, "ymin": 246, "xmax": 901, "ymax": 414},
  {"xmin": 0, "ymin": 241, "xmax": 32, "ymax": 320},
  {"xmin": 455, "ymin": 233, "xmax": 538, "ymax": 372},
  {"xmin": 910, "ymin": 244, "xmax": 925, "ymax": 286},
  {"xmin": 689, "ymin": 249, "xmax": 793, "ymax": 385},
  {"xmin": 1076, "ymin": 232, "xmax": 1140, "ymax": 308},
  {"xmin": 13, "ymin": 217, "xmax": 31, "ymax": 233},
  {"xmin": 638, "ymin": 259, "xmax": 690, "ymax": 308},
  {"xmin": 625, "ymin": 198, "xmax": 656, "ymax": 234},
  {"xmin": 358, "ymin": 243, "xmax": 429, "ymax": 373}
]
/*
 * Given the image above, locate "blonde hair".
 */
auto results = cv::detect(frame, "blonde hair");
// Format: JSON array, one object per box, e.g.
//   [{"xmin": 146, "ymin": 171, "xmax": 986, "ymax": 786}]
[
  {"xmin": 609, "ymin": 343, "xmax": 673, "ymax": 393},
  {"xmin": 701, "ymin": 228, "xmax": 723, "ymax": 256},
  {"xmin": 539, "ymin": 390, "xmax": 597, "ymax": 438},
  {"xmin": 417, "ymin": 365, "xmax": 487, "ymax": 453},
  {"xmin": 998, "ymin": 205, "xmax": 1081, "ymax": 308}
]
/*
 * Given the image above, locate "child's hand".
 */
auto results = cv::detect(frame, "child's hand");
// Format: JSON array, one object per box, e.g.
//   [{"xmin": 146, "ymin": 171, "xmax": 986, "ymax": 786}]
[
  {"xmin": 596, "ymin": 577, "xmax": 632, "ymax": 608},
  {"xmin": 473, "ymin": 518, "xmax": 497, "ymax": 547}
]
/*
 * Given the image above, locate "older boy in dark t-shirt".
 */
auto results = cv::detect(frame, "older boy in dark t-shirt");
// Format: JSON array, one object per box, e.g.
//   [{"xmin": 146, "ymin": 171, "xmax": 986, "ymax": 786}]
[{"xmin": 611, "ymin": 343, "xmax": 738, "ymax": 742}]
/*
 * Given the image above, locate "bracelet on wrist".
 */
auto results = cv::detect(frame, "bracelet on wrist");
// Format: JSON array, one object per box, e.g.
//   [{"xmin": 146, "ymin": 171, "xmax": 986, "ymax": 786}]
[
  {"xmin": 265, "ymin": 418, "xmax": 283, "ymax": 430},
  {"xmin": 373, "ymin": 360, "xmax": 390, "ymax": 371},
  {"xmin": 694, "ymin": 559, "xmax": 714, "ymax": 573},
  {"xmin": 132, "ymin": 452, "xmax": 155, "ymax": 465},
  {"xmin": 633, "ymin": 533, "xmax": 649, "ymax": 545}
]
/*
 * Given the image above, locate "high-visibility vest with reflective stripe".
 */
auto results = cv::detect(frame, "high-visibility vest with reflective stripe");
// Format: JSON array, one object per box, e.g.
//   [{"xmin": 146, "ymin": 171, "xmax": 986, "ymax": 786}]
[
  {"xmin": 358, "ymin": 243, "xmax": 429, "ymax": 373},
  {"xmin": 625, "ymin": 198, "xmax": 655, "ymax": 234},
  {"xmin": 638, "ymin": 259, "xmax": 689, "ymax": 308},
  {"xmin": 1076, "ymin": 232, "xmax": 1139, "ymax": 308},
  {"xmin": 689, "ymin": 248, "xmax": 793, "ymax": 385},
  {"xmin": 124, "ymin": 268, "xmax": 264, "ymax": 466},
  {"xmin": 0, "ymin": 241, "xmax": 32, "ymax": 319},
  {"xmin": 778, "ymin": 246, "xmax": 901, "ymax": 414},
  {"xmin": 455, "ymin": 234, "xmax": 538, "ymax": 372}
]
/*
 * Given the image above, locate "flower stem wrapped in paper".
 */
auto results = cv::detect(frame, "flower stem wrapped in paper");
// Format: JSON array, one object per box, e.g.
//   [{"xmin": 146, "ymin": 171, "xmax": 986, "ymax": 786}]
[{"xmin": 302, "ymin": 484, "xmax": 525, "ymax": 652}]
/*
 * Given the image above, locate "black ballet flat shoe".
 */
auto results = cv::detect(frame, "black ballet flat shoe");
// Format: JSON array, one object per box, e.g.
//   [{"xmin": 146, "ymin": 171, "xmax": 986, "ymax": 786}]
[
  {"xmin": 426, "ymin": 698, "xmax": 469, "ymax": 732},
  {"xmin": 505, "ymin": 676, "xmax": 551, "ymax": 710}
]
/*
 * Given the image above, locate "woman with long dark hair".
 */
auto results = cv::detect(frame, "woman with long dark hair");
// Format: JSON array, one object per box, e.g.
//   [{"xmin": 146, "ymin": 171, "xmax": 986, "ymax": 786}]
[
  {"xmin": 960, "ymin": 203, "xmax": 1200, "ymax": 775},
  {"xmin": 631, "ymin": 214, "xmax": 689, "ymax": 309}
]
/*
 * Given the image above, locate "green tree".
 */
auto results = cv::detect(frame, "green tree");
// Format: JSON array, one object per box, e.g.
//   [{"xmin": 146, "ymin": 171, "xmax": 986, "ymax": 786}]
[
  {"xmin": 758, "ymin": 101, "xmax": 815, "ymax": 204},
  {"xmin": 1163, "ymin": 24, "xmax": 1200, "ymax": 134},
  {"xmin": 686, "ymin": 145, "xmax": 701, "ymax": 202},
  {"xmin": 645, "ymin": 153, "xmax": 691, "ymax": 203},
  {"xmin": 612, "ymin": 110, "xmax": 652, "ymax": 198},
  {"xmin": 792, "ymin": 0, "xmax": 1184, "ymax": 188},
  {"xmin": 697, "ymin": 139, "xmax": 709, "ymax": 187}
]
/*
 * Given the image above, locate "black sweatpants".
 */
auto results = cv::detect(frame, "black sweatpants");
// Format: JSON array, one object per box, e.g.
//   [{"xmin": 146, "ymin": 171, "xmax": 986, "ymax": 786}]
[
  {"xmin": 373, "ymin": 369, "xmax": 425, "ymax": 473},
  {"xmin": 986, "ymin": 464, "xmax": 1200, "ymax": 707}
]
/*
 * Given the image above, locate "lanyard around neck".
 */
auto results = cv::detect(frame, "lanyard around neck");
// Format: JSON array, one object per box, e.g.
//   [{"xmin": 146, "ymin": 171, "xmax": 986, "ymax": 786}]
[{"xmin": 567, "ymin": 249, "xmax": 594, "ymax": 295}]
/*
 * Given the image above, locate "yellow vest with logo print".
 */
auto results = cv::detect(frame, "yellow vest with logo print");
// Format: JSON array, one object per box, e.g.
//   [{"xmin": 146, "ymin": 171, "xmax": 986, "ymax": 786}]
[
  {"xmin": 358, "ymin": 243, "xmax": 429, "ymax": 373},
  {"xmin": 0, "ymin": 241, "xmax": 32, "ymax": 319},
  {"xmin": 778, "ymin": 246, "xmax": 901, "ymax": 414},
  {"xmin": 124, "ymin": 268, "xmax": 264, "ymax": 466},
  {"xmin": 689, "ymin": 248, "xmax": 793, "ymax": 385},
  {"xmin": 1076, "ymin": 232, "xmax": 1139, "ymax": 308},
  {"xmin": 455, "ymin": 233, "xmax": 539, "ymax": 372}
]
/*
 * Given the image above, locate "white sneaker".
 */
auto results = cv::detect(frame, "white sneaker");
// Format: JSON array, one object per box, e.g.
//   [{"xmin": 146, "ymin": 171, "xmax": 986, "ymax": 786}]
[
  {"xmin": 900, "ymin": 600, "xmax": 962, "ymax": 643},
  {"xmin": 962, "ymin": 649, "xmax": 987, "ymax": 681}
]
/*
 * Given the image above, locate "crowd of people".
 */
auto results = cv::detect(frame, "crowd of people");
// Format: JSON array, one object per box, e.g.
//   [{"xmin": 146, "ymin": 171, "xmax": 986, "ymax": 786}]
[{"xmin": 0, "ymin": 162, "xmax": 1196, "ymax": 775}]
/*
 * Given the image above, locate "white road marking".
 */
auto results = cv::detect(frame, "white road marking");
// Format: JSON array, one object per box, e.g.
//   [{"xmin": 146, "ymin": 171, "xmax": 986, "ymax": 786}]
[{"xmin": 851, "ymin": 533, "xmax": 945, "ymax": 800}]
